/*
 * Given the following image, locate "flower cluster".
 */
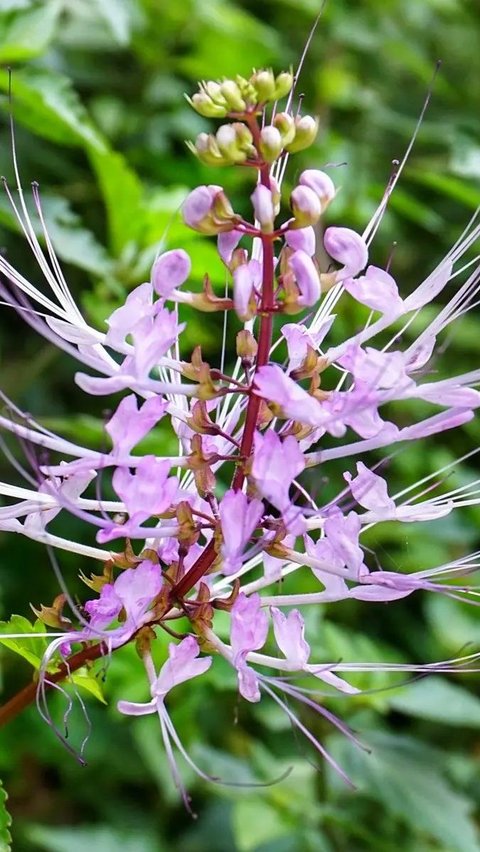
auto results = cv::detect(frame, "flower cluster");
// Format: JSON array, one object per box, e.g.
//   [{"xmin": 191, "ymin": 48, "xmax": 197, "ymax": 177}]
[{"xmin": 1, "ymin": 66, "xmax": 480, "ymax": 802}]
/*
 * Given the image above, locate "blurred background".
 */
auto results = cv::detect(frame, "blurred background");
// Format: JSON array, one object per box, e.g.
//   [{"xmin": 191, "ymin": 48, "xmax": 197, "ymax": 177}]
[{"xmin": 1, "ymin": 0, "xmax": 480, "ymax": 849}]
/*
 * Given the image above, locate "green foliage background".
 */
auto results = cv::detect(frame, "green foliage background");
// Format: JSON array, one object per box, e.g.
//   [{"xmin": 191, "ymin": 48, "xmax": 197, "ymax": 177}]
[{"xmin": 0, "ymin": 0, "xmax": 480, "ymax": 849}]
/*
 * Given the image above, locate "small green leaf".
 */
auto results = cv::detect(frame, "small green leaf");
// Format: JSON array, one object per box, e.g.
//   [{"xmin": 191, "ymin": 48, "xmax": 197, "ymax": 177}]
[
  {"xmin": 0, "ymin": 779, "xmax": 12, "ymax": 852},
  {"xmin": 0, "ymin": 615, "xmax": 47, "ymax": 669},
  {"xmin": 70, "ymin": 668, "xmax": 107, "ymax": 705}
]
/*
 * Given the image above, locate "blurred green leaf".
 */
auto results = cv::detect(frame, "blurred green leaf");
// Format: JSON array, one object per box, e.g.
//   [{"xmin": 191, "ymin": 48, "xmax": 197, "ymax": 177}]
[
  {"xmin": 87, "ymin": 147, "xmax": 144, "ymax": 256},
  {"xmin": 0, "ymin": 69, "xmax": 105, "ymax": 149},
  {"xmin": 26, "ymin": 824, "xmax": 160, "ymax": 852},
  {"xmin": 233, "ymin": 799, "xmax": 291, "ymax": 851},
  {"xmin": 389, "ymin": 676, "xmax": 480, "ymax": 727},
  {"xmin": 0, "ymin": 0, "xmax": 61, "ymax": 63},
  {"xmin": 328, "ymin": 733, "xmax": 480, "ymax": 852},
  {"xmin": 0, "ymin": 779, "xmax": 12, "ymax": 852},
  {"xmin": 89, "ymin": 0, "xmax": 133, "ymax": 47}
]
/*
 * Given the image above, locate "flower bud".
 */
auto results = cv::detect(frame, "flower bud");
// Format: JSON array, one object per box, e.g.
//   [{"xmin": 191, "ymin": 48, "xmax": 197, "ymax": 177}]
[
  {"xmin": 273, "ymin": 112, "xmax": 296, "ymax": 146},
  {"xmin": 289, "ymin": 185, "xmax": 322, "ymax": 228},
  {"xmin": 203, "ymin": 81, "xmax": 226, "ymax": 104},
  {"xmin": 274, "ymin": 71, "xmax": 294, "ymax": 100},
  {"xmin": 189, "ymin": 132, "xmax": 224, "ymax": 166},
  {"xmin": 220, "ymin": 80, "xmax": 246, "ymax": 112},
  {"xmin": 182, "ymin": 185, "xmax": 238, "ymax": 235},
  {"xmin": 251, "ymin": 69, "xmax": 276, "ymax": 102},
  {"xmin": 215, "ymin": 124, "xmax": 247, "ymax": 163},
  {"xmin": 251, "ymin": 184, "xmax": 276, "ymax": 233},
  {"xmin": 299, "ymin": 169, "xmax": 336, "ymax": 211},
  {"xmin": 270, "ymin": 177, "xmax": 281, "ymax": 216},
  {"xmin": 236, "ymin": 329, "xmax": 258, "ymax": 365},
  {"xmin": 189, "ymin": 91, "xmax": 227, "ymax": 118},
  {"xmin": 151, "ymin": 249, "xmax": 191, "ymax": 297},
  {"xmin": 285, "ymin": 115, "xmax": 319, "ymax": 153},
  {"xmin": 258, "ymin": 126, "xmax": 283, "ymax": 163},
  {"xmin": 233, "ymin": 264, "xmax": 256, "ymax": 320}
]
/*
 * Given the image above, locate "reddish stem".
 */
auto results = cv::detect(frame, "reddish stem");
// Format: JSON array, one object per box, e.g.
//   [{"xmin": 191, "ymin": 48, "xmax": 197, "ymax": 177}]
[{"xmin": 171, "ymin": 126, "xmax": 276, "ymax": 601}]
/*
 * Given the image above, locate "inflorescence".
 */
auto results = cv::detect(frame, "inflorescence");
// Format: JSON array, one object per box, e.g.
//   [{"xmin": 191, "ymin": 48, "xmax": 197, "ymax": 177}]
[{"xmin": 0, "ymin": 66, "xmax": 480, "ymax": 807}]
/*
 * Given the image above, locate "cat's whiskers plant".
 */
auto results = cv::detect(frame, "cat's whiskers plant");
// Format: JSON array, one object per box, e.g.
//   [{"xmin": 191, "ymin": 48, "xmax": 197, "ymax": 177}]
[{"xmin": 0, "ymin": 64, "xmax": 480, "ymax": 804}]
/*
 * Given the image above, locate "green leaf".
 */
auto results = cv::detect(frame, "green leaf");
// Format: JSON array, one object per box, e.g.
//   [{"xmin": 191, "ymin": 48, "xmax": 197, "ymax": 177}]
[
  {"xmin": 70, "ymin": 668, "xmax": 107, "ymax": 705},
  {"xmin": 328, "ymin": 733, "xmax": 480, "ymax": 852},
  {"xmin": 233, "ymin": 799, "xmax": 291, "ymax": 852},
  {"xmin": 389, "ymin": 677, "xmax": 480, "ymax": 727},
  {"xmin": 89, "ymin": 0, "xmax": 133, "ymax": 46},
  {"xmin": 0, "ymin": 779, "xmax": 12, "ymax": 852},
  {"xmin": 88, "ymin": 146, "xmax": 144, "ymax": 256},
  {"xmin": 0, "ymin": 0, "xmax": 61, "ymax": 62},
  {"xmin": 26, "ymin": 824, "xmax": 161, "ymax": 852},
  {"xmin": 0, "ymin": 615, "xmax": 47, "ymax": 669},
  {"xmin": 0, "ymin": 69, "xmax": 105, "ymax": 150},
  {"xmin": 0, "ymin": 194, "xmax": 112, "ymax": 277}
]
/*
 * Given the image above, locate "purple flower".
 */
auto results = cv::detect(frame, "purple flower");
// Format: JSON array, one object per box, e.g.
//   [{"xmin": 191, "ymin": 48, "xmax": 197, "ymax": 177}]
[
  {"xmin": 324, "ymin": 226, "xmax": 368, "ymax": 280},
  {"xmin": 218, "ymin": 489, "xmax": 263, "ymax": 575},
  {"xmin": 230, "ymin": 593, "xmax": 268, "ymax": 701},
  {"xmin": 251, "ymin": 430, "xmax": 306, "ymax": 534},
  {"xmin": 83, "ymin": 559, "xmax": 163, "ymax": 646}
]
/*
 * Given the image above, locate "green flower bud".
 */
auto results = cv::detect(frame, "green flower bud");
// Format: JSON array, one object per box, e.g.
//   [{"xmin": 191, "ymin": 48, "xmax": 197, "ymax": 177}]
[
  {"xmin": 251, "ymin": 69, "xmax": 276, "ymax": 102},
  {"xmin": 220, "ymin": 80, "xmax": 246, "ymax": 112},
  {"xmin": 189, "ymin": 92, "xmax": 228, "ymax": 118},
  {"xmin": 216, "ymin": 123, "xmax": 254, "ymax": 163},
  {"xmin": 285, "ymin": 115, "xmax": 319, "ymax": 153},
  {"xmin": 203, "ymin": 81, "xmax": 227, "ymax": 106},
  {"xmin": 274, "ymin": 70, "xmax": 294, "ymax": 100},
  {"xmin": 273, "ymin": 112, "xmax": 296, "ymax": 146},
  {"xmin": 189, "ymin": 133, "xmax": 225, "ymax": 166},
  {"xmin": 258, "ymin": 126, "xmax": 283, "ymax": 163},
  {"xmin": 215, "ymin": 124, "xmax": 247, "ymax": 163}
]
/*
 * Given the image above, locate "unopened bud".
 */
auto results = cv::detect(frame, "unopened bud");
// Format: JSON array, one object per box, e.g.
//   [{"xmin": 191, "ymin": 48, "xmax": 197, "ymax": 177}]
[
  {"xmin": 236, "ymin": 329, "xmax": 258, "ymax": 365},
  {"xmin": 258, "ymin": 125, "xmax": 283, "ymax": 163},
  {"xmin": 274, "ymin": 71, "xmax": 294, "ymax": 100},
  {"xmin": 270, "ymin": 177, "xmax": 281, "ymax": 216},
  {"xmin": 285, "ymin": 115, "xmax": 319, "ymax": 153},
  {"xmin": 251, "ymin": 184, "xmax": 276, "ymax": 232},
  {"xmin": 290, "ymin": 184, "xmax": 322, "ymax": 228},
  {"xmin": 299, "ymin": 169, "xmax": 336, "ymax": 211},
  {"xmin": 182, "ymin": 185, "xmax": 239, "ymax": 235},
  {"xmin": 188, "ymin": 133, "xmax": 224, "ymax": 166},
  {"xmin": 216, "ymin": 124, "xmax": 248, "ymax": 163},
  {"xmin": 251, "ymin": 69, "xmax": 276, "ymax": 102},
  {"xmin": 233, "ymin": 263, "xmax": 256, "ymax": 320},
  {"xmin": 220, "ymin": 80, "xmax": 246, "ymax": 112},
  {"xmin": 189, "ymin": 91, "xmax": 227, "ymax": 118},
  {"xmin": 273, "ymin": 112, "xmax": 296, "ymax": 146}
]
